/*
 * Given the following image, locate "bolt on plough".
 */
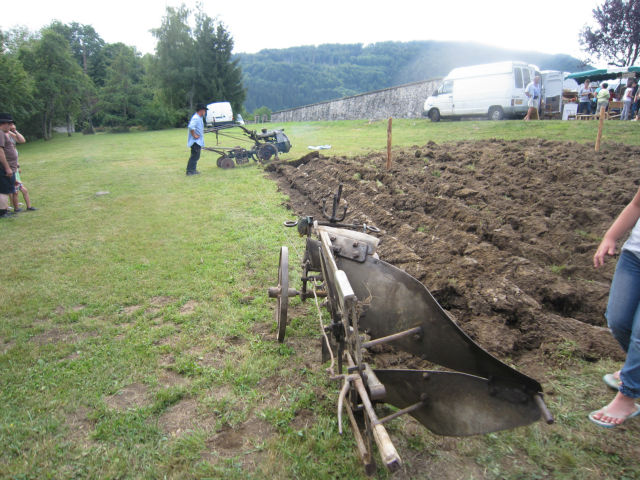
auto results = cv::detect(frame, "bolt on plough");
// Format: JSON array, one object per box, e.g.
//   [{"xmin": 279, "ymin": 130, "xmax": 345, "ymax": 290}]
[{"xmin": 268, "ymin": 184, "xmax": 553, "ymax": 475}]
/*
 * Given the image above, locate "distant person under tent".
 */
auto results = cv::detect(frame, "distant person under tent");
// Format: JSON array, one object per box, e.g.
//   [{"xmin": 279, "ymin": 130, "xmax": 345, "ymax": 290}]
[
  {"xmin": 596, "ymin": 83, "xmax": 610, "ymax": 117},
  {"xmin": 578, "ymin": 79, "xmax": 593, "ymax": 114}
]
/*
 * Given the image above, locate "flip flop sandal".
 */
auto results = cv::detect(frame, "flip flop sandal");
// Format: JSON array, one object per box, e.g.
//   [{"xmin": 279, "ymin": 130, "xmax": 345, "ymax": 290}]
[
  {"xmin": 588, "ymin": 403, "xmax": 640, "ymax": 429},
  {"xmin": 603, "ymin": 373, "xmax": 622, "ymax": 391}
]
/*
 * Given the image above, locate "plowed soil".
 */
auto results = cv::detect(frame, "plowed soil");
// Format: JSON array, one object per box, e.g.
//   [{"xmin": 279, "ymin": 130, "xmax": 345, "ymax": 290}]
[{"xmin": 267, "ymin": 139, "xmax": 640, "ymax": 375}]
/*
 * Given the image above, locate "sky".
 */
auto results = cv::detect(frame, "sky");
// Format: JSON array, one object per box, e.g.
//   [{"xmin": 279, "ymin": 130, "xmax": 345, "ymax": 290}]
[{"xmin": 2, "ymin": 0, "xmax": 602, "ymax": 62}]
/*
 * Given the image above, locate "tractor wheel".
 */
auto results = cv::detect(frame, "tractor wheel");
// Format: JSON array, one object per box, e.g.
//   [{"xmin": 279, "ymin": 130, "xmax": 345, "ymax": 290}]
[
  {"xmin": 219, "ymin": 156, "xmax": 235, "ymax": 169},
  {"xmin": 257, "ymin": 143, "xmax": 278, "ymax": 163}
]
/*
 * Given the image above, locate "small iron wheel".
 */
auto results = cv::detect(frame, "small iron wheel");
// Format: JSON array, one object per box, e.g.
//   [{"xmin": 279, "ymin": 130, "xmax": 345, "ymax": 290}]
[
  {"xmin": 219, "ymin": 156, "xmax": 236, "ymax": 169},
  {"xmin": 275, "ymin": 246, "xmax": 289, "ymax": 342},
  {"xmin": 257, "ymin": 143, "xmax": 278, "ymax": 163},
  {"xmin": 217, "ymin": 155, "xmax": 228, "ymax": 168}
]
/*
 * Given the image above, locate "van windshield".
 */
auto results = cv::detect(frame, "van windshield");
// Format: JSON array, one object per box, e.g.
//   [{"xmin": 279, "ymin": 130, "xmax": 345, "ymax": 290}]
[{"xmin": 439, "ymin": 80, "xmax": 453, "ymax": 95}]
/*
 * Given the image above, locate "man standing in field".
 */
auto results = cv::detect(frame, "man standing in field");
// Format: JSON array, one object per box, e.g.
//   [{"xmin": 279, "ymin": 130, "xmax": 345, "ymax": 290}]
[
  {"xmin": 186, "ymin": 103, "xmax": 207, "ymax": 176},
  {"xmin": 524, "ymin": 75, "xmax": 541, "ymax": 121},
  {"xmin": 0, "ymin": 113, "xmax": 17, "ymax": 218}
]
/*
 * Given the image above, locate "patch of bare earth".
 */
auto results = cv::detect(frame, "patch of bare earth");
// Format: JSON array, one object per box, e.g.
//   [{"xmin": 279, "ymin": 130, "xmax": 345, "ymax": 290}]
[
  {"xmin": 29, "ymin": 328, "xmax": 91, "ymax": 346},
  {"xmin": 158, "ymin": 398, "xmax": 216, "ymax": 437},
  {"xmin": 65, "ymin": 405, "xmax": 94, "ymax": 447},
  {"xmin": 159, "ymin": 369, "xmax": 190, "ymax": 388},
  {"xmin": 203, "ymin": 417, "xmax": 275, "ymax": 470},
  {"xmin": 122, "ymin": 305, "xmax": 142, "ymax": 315},
  {"xmin": 104, "ymin": 382, "xmax": 150, "ymax": 410},
  {"xmin": 179, "ymin": 300, "xmax": 198, "ymax": 314}
]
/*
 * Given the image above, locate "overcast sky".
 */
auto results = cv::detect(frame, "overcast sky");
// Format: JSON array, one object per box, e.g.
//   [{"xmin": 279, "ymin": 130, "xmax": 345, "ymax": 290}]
[{"xmin": 2, "ymin": 0, "xmax": 602, "ymax": 62}]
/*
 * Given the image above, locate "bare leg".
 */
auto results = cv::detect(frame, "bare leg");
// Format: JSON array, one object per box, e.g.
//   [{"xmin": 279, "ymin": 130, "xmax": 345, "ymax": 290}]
[
  {"xmin": 20, "ymin": 185, "xmax": 31, "ymax": 209},
  {"xmin": 11, "ymin": 191, "xmax": 18, "ymax": 210}
]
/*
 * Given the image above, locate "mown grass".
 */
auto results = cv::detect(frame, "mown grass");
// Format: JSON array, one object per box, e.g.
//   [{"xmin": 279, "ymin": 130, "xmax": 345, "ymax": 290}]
[
  {"xmin": 279, "ymin": 117, "xmax": 640, "ymax": 158},
  {"xmin": 1, "ymin": 119, "xmax": 639, "ymax": 479}
]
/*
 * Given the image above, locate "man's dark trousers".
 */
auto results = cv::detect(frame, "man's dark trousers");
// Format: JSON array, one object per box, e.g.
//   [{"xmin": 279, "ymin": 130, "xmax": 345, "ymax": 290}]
[{"xmin": 187, "ymin": 144, "xmax": 201, "ymax": 173}]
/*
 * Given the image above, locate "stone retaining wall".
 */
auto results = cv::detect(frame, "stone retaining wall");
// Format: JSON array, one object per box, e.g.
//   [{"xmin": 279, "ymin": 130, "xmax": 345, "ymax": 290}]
[{"xmin": 271, "ymin": 78, "xmax": 442, "ymax": 122}]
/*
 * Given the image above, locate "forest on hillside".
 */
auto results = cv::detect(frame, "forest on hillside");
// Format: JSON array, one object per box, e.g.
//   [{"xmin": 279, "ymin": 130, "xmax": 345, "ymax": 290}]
[{"xmin": 237, "ymin": 40, "xmax": 590, "ymax": 112}]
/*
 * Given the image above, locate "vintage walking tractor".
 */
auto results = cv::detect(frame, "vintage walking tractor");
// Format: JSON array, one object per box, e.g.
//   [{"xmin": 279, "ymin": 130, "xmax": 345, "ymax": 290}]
[
  {"xmin": 204, "ymin": 123, "xmax": 291, "ymax": 169},
  {"xmin": 268, "ymin": 184, "xmax": 553, "ymax": 475}
]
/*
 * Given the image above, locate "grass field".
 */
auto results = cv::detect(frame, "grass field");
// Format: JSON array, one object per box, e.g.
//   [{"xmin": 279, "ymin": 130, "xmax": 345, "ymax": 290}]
[{"xmin": 1, "ymin": 119, "xmax": 638, "ymax": 479}]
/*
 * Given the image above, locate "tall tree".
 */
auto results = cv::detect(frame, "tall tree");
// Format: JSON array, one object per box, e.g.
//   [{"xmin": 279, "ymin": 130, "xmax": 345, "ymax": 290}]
[
  {"xmin": 49, "ymin": 21, "xmax": 107, "ymax": 84},
  {"xmin": 0, "ymin": 30, "xmax": 35, "ymax": 121},
  {"xmin": 19, "ymin": 29, "xmax": 89, "ymax": 139},
  {"xmin": 99, "ymin": 44, "xmax": 149, "ymax": 127},
  {"xmin": 193, "ymin": 12, "xmax": 245, "ymax": 114},
  {"xmin": 150, "ymin": 5, "xmax": 195, "ymax": 110},
  {"xmin": 151, "ymin": 4, "xmax": 245, "ymax": 114},
  {"xmin": 580, "ymin": 0, "xmax": 640, "ymax": 66}
]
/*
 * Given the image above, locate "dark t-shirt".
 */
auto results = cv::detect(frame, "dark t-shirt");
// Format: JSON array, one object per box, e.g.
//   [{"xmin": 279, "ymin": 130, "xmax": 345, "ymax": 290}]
[{"xmin": 0, "ymin": 131, "xmax": 18, "ymax": 172}]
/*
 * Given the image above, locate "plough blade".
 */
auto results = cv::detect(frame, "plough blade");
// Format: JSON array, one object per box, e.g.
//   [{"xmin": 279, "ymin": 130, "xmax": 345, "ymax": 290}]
[
  {"xmin": 337, "ymin": 255, "xmax": 542, "ymax": 393},
  {"xmin": 374, "ymin": 369, "xmax": 541, "ymax": 436}
]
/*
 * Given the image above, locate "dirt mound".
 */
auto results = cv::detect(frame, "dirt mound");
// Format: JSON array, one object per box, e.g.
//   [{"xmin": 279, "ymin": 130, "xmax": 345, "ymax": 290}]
[{"xmin": 268, "ymin": 139, "xmax": 639, "ymax": 369}]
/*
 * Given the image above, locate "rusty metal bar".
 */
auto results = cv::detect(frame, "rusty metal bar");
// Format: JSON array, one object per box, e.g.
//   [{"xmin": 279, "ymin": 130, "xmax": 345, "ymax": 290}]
[
  {"xmin": 534, "ymin": 394, "xmax": 554, "ymax": 424},
  {"xmin": 377, "ymin": 400, "xmax": 425, "ymax": 425},
  {"xmin": 362, "ymin": 326, "xmax": 422, "ymax": 349}
]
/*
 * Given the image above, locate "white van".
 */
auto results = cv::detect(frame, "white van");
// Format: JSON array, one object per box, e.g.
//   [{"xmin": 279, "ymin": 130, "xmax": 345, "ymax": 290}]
[
  {"xmin": 423, "ymin": 61, "xmax": 540, "ymax": 121},
  {"xmin": 205, "ymin": 101, "xmax": 234, "ymax": 126}
]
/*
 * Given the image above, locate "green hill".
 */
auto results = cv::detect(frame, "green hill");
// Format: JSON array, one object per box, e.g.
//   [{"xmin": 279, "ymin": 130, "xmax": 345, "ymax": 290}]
[{"xmin": 237, "ymin": 40, "xmax": 589, "ymax": 112}]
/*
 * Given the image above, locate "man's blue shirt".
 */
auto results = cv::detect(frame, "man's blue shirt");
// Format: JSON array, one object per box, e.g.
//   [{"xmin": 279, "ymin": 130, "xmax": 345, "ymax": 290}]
[{"xmin": 187, "ymin": 112, "xmax": 204, "ymax": 147}]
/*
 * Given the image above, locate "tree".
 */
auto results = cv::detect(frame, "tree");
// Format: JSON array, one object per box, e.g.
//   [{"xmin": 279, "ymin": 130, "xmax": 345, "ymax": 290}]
[
  {"xmin": 0, "ymin": 30, "xmax": 35, "ymax": 122},
  {"xmin": 150, "ymin": 5, "xmax": 195, "ymax": 111},
  {"xmin": 99, "ymin": 44, "xmax": 149, "ymax": 127},
  {"xmin": 19, "ymin": 29, "xmax": 89, "ymax": 139},
  {"xmin": 49, "ymin": 21, "xmax": 107, "ymax": 84},
  {"xmin": 193, "ymin": 11, "xmax": 245, "ymax": 114},
  {"xmin": 580, "ymin": 0, "xmax": 640, "ymax": 66},
  {"xmin": 151, "ymin": 4, "xmax": 245, "ymax": 115}
]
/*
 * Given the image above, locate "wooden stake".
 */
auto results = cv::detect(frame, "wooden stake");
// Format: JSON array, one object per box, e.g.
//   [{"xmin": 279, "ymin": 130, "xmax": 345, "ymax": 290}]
[
  {"xmin": 595, "ymin": 106, "xmax": 605, "ymax": 152},
  {"xmin": 386, "ymin": 117, "xmax": 392, "ymax": 170}
]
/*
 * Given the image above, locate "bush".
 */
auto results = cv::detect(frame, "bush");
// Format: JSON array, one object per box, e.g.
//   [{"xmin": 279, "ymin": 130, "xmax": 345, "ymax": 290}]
[{"xmin": 140, "ymin": 99, "xmax": 182, "ymax": 130}]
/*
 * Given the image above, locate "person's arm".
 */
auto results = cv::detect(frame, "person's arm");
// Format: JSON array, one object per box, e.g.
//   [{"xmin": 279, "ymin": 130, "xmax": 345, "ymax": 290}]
[
  {"xmin": 9, "ymin": 126, "xmax": 25, "ymax": 143},
  {"xmin": 0, "ymin": 148, "xmax": 12, "ymax": 177},
  {"xmin": 594, "ymin": 187, "xmax": 640, "ymax": 267},
  {"xmin": 188, "ymin": 116, "xmax": 200, "ymax": 140}
]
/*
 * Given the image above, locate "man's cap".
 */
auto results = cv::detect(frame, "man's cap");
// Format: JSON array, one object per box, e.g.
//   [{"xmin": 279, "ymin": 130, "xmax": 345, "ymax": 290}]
[
  {"xmin": 196, "ymin": 103, "xmax": 207, "ymax": 111},
  {"xmin": 0, "ymin": 113, "xmax": 13, "ymax": 123}
]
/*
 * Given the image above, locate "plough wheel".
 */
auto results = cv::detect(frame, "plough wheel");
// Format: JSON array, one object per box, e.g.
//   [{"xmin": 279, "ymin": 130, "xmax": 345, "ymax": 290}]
[
  {"xmin": 219, "ymin": 156, "xmax": 235, "ymax": 169},
  {"xmin": 275, "ymin": 246, "xmax": 289, "ymax": 342}
]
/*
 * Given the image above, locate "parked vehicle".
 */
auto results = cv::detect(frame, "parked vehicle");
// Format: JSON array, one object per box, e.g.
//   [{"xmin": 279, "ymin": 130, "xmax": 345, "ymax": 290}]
[
  {"xmin": 205, "ymin": 101, "xmax": 234, "ymax": 126},
  {"xmin": 541, "ymin": 70, "xmax": 564, "ymax": 116},
  {"xmin": 423, "ymin": 61, "xmax": 540, "ymax": 121}
]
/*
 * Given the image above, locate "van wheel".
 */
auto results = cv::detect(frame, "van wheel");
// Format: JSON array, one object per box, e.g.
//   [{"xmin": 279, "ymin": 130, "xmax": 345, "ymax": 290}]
[
  {"xmin": 429, "ymin": 109, "xmax": 441, "ymax": 122},
  {"xmin": 488, "ymin": 107, "xmax": 504, "ymax": 121}
]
